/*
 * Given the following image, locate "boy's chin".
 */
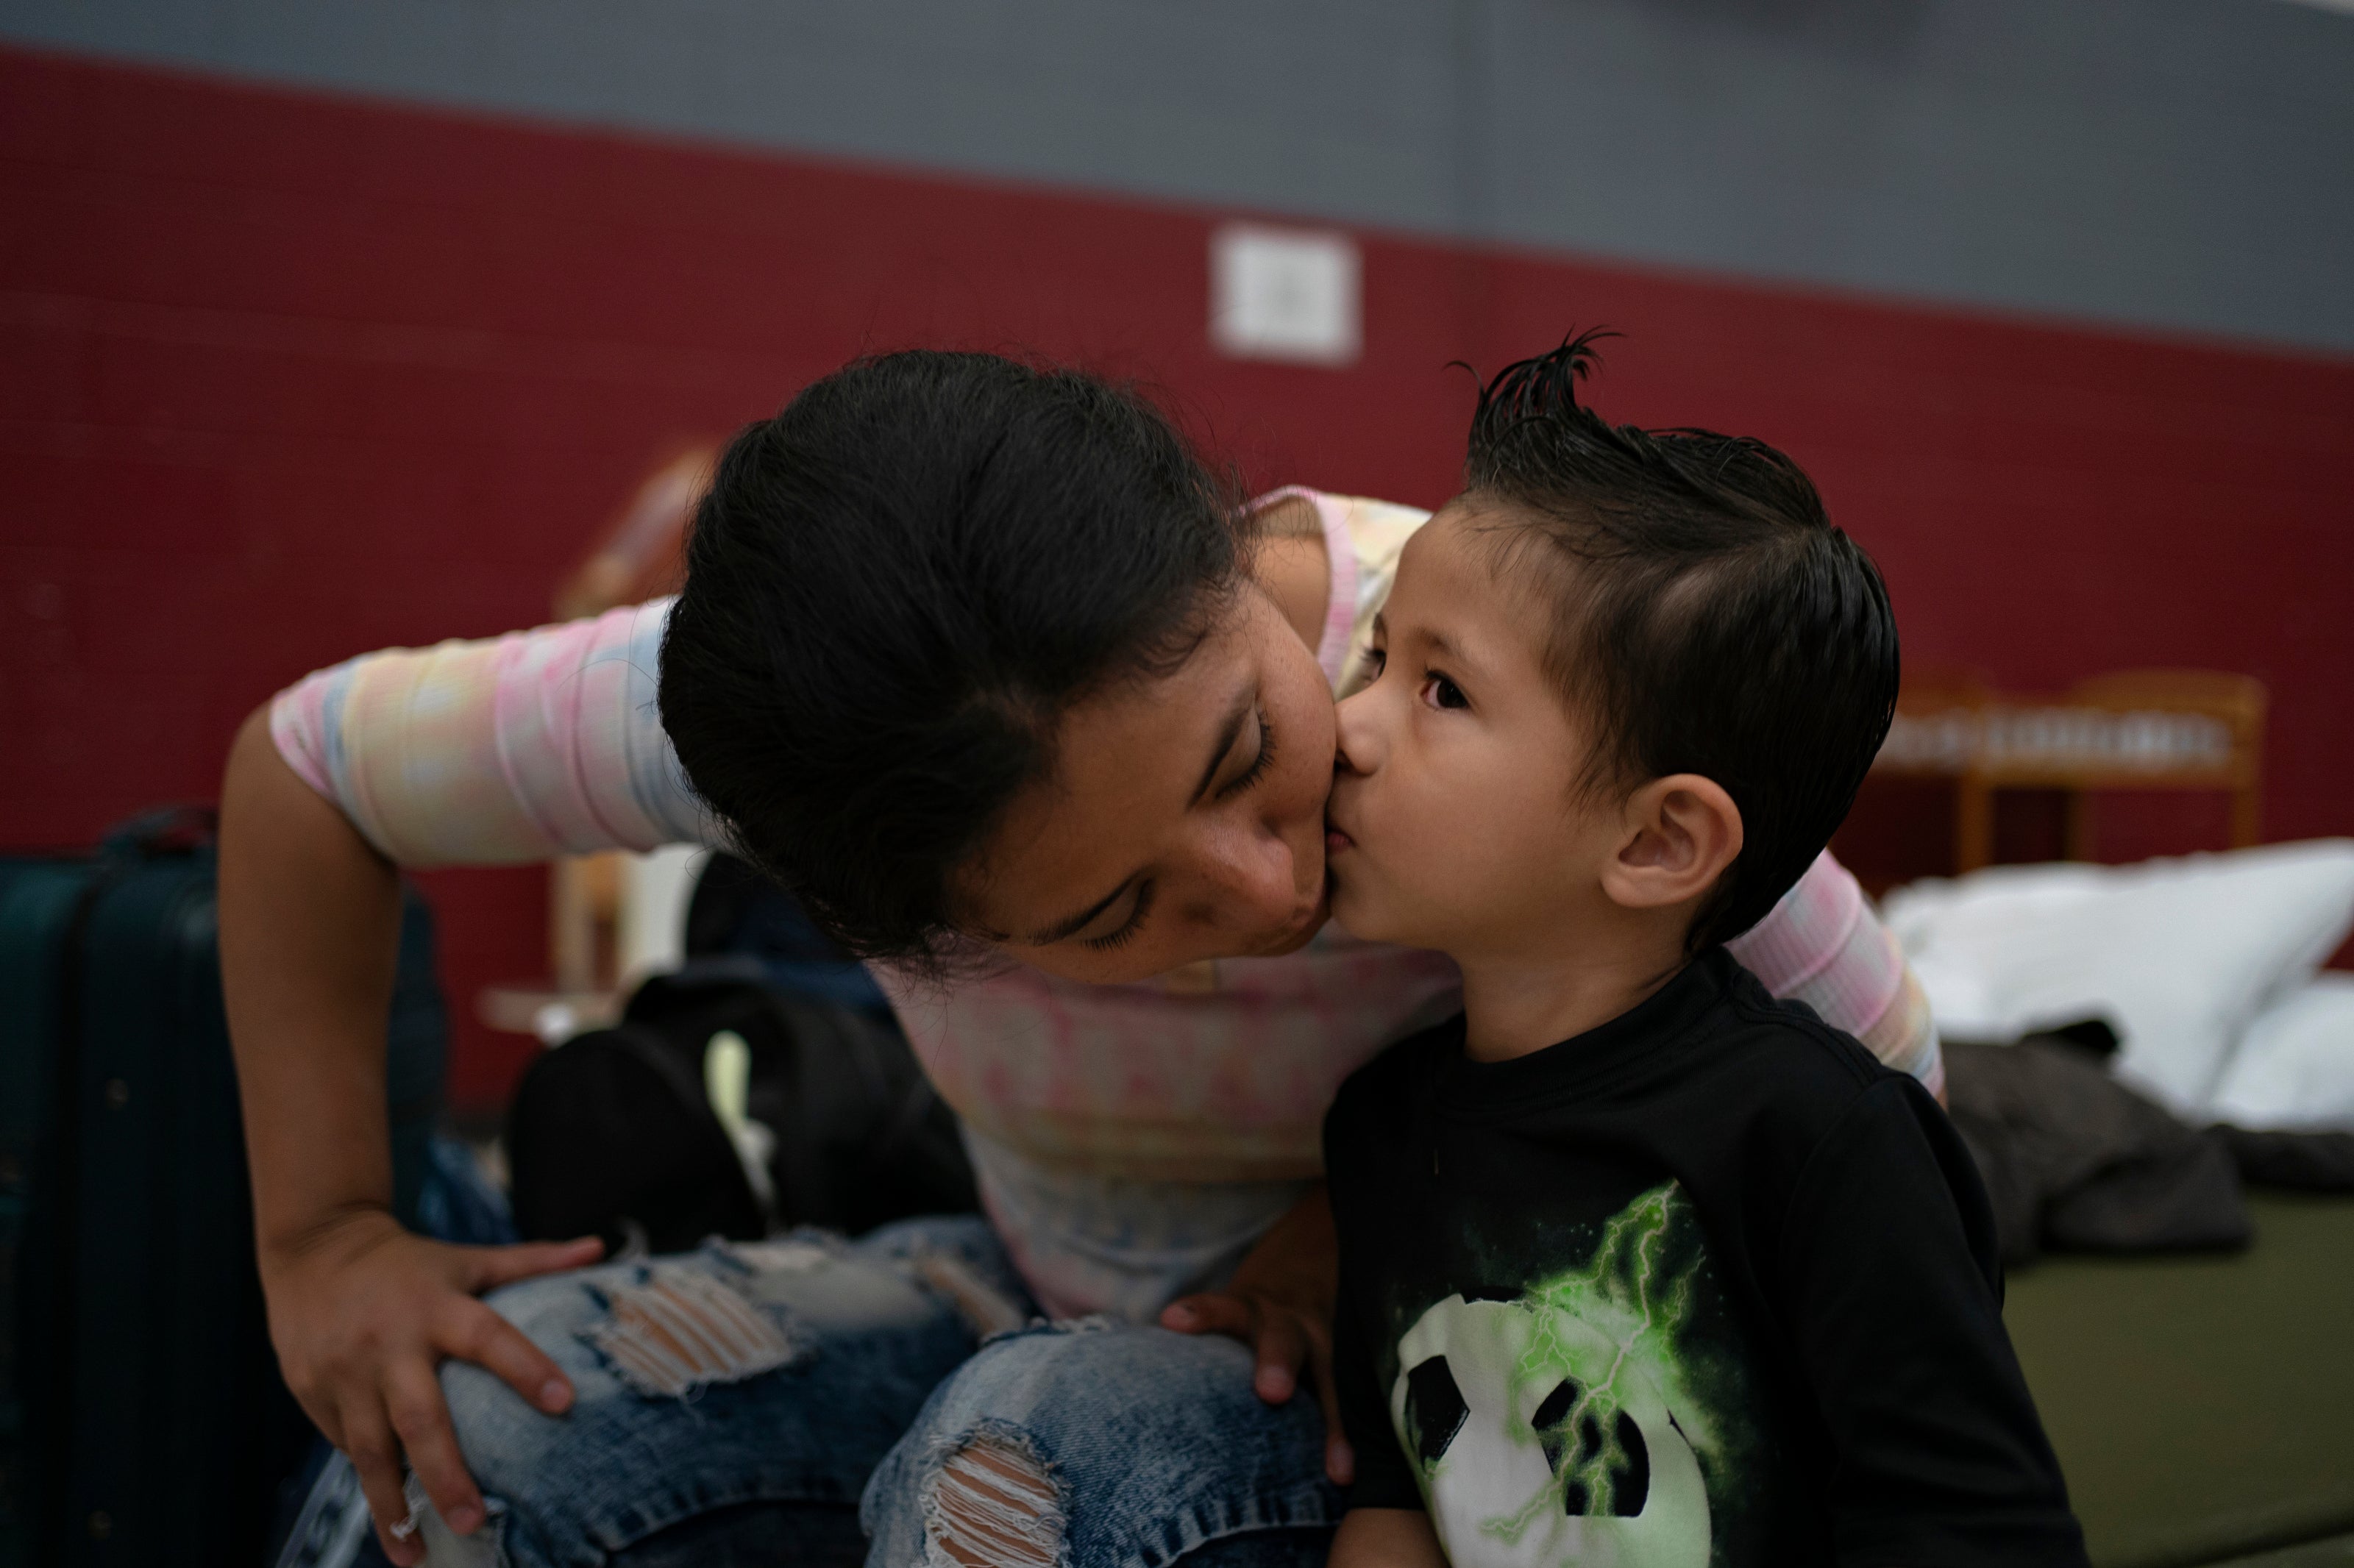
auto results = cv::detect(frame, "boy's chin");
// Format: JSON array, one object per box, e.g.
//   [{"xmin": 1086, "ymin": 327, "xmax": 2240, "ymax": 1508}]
[{"xmin": 1327, "ymin": 879, "xmax": 1423, "ymax": 949}]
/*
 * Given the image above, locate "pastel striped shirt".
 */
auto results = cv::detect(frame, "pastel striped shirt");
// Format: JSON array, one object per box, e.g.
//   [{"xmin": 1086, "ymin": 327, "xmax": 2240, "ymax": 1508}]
[{"xmin": 272, "ymin": 488, "xmax": 1940, "ymax": 1319}]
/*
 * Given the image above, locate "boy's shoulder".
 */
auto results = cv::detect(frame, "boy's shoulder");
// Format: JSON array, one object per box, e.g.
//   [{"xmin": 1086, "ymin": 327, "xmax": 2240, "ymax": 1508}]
[
  {"xmin": 1709, "ymin": 952, "xmax": 1901, "ymax": 1091},
  {"xmin": 1686, "ymin": 950, "xmax": 1940, "ymax": 1161},
  {"xmin": 1325, "ymin": 951, "xmax": 1937, "ymax": 1186}
]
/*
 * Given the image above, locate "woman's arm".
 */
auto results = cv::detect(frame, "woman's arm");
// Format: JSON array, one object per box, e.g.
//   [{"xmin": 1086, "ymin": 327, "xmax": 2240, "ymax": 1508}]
[
  {"xmin": 221, "ymin": 704, "xmax": 607, "ymax": 1563},
  {"xmin": 269, "ymin": 598, "xmax": 711, "ymax": 866},
  {"xmin": 1726, "ymin": 851, "xmax": 1944, "ymax": 1100}
]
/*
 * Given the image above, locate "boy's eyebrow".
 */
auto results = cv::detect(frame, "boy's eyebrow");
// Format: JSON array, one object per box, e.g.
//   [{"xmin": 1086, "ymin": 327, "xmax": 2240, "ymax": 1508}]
[
  {"xmin": 1379, "ymin": 610, "xmax": 1491, "ymax": 677},
  {"xmin": 1409, "ymin": 624, "xmax": 1488, "ymax": 677}
]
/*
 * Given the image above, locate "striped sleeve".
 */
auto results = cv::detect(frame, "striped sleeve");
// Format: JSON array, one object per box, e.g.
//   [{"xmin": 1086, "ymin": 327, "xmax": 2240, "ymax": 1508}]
[
  {"xmin": 266, "ymin": 599, "xmax": 716, "ymax": 866},
  {"xmin": 1727, "ymin": 851, "xmax": 1946, "ymax": 1099}
]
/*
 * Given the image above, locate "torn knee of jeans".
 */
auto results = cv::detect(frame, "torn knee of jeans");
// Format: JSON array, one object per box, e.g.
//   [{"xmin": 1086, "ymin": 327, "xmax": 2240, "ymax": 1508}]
[
  {"xmin": 581, "ymin": 1264, "xmax": 803, "ymax": 1399},
  {"xmin": 723, "ymin": 1233, "xmax": 839, "ymax": 1276},
  {"xmin": 906, "ymin": 1250, "xmax": 1030, "ymax": 1340},
  {"xmin": 920, "ymin": 1428, "xmax": 1068, "ymax": 1568}
]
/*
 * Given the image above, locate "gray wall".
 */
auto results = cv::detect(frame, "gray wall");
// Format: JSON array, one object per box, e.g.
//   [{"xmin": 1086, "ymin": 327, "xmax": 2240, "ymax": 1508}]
[{"xmin": 4, "ymin": 0, "xmax": 2350, "ymax": 353}]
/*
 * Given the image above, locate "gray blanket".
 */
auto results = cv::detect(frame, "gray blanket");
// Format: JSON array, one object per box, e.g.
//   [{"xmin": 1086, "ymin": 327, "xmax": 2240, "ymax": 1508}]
[{"xmin": 1943, "ymin": 1030, "xmax": 2354, "ymax": 1266}]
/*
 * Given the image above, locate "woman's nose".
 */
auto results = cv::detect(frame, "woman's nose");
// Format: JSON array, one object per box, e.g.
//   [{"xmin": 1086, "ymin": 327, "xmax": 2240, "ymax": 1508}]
[{"xmin": 1198, "ymin": 824, "xmax": 1299, "ymax": 924}]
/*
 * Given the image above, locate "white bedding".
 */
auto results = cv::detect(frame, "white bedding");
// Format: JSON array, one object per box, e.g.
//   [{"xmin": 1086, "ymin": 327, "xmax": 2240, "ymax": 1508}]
[
  {"xmin": 2208, "ymin": 973, "xmax": 2354, "ymax": 1132},
  {"xmin": 1881, "ymin": 840, "xmax": 2354, "ymax": 1116}
]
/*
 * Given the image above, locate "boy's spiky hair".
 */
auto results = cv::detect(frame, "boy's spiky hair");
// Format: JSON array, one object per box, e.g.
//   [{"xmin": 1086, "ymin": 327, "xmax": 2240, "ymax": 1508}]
[{"xmin": 1462, "ymin": 329, "xmax": 1899, "ymax": 952}]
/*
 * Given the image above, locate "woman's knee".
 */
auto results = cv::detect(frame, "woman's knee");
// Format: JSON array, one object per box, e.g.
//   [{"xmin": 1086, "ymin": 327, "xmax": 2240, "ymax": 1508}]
[
  {"xmin": 921, "ymin": 1428, "xmax": 1070, "ymax": 1568},
  {"xmin": 914, "ymin": 1446, "xmax": 1331, "ymax": 1568},
  {"xmin": 865, "ymin": 1324, "xmax": 1340, "ymax": 1568}
]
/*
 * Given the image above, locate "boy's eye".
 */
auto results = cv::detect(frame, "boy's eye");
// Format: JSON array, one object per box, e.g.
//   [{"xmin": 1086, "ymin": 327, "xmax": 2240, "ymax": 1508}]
[
  {"xmin": 1422, "ymin": 674, "xmax": 1469, "ymax": 711},
  {"xmin": 1365, "ymin": 646, "xmax": 1387, "ymax": 680}
]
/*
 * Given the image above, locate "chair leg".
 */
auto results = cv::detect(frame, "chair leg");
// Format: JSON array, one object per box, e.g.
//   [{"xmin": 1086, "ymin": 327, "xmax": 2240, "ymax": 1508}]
[
  {"xmin": 1957, "ymin": 777, "xmax": 1993, "ymax": 873},
  {"xmin": 2231, "ymin": 785, "xmax": 2261, "ymax": 848},
  {"xmin": 2065, "ymin": 790, "xmax": 2095, "ymax": 863}
]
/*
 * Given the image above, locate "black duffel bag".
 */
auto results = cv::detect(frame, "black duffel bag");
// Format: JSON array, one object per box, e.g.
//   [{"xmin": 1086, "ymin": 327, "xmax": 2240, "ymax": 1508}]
[{"xmin": 506, "ymin": 958, "xmax": 977, "ymax": 1255}]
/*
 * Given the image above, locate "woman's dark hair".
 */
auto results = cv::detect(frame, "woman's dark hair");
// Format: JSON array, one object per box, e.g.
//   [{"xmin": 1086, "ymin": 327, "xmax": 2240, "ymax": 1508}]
[
  {"xmin": 659, "ymin": 350, "xmax": 1248, "ymax": 964},
  {"xmin": 1462, "ymin": 331, "xmax": 1900, "ymax": 952}
]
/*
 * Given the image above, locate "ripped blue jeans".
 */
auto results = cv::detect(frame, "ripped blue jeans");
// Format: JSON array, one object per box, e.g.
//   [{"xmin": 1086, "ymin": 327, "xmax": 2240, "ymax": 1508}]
[{"xmin": 416, "ymin": 1217, "xmax": 1339, "ymax": 1568}]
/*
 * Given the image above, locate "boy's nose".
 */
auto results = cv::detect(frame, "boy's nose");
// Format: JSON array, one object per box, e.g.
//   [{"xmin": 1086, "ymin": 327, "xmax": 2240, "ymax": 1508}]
[{"xmin": 1332, "ymin": 688, "xmax": 1382, "ymax": 775}]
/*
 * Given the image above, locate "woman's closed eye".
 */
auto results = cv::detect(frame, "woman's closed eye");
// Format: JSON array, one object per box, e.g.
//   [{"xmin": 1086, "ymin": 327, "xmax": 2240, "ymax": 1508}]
[
  {"xmin": 1216, "ymin": 708, "xmax": 1279, "ymax": 799},
  {"xmin": 1081, "ymin": 709, "xmax": 1276, "ymax": 954},
  {"xmin": 1081, "ymin": 880, "xmax": 1156, "ymax": 952}
]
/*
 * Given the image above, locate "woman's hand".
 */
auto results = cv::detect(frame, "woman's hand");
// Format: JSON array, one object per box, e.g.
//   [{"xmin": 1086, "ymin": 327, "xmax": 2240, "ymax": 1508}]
[
  {"xmin": 1159, "ymin": 1182, "xmax": 1354, "ymax": 1485},
  {"xmin": 1329, "ymin": 1508, "xmax": 1446, "ymax": 1568},
  {"xmin": 263, "ymin": 1210, "xmax": 602, "ymax": 1564}
]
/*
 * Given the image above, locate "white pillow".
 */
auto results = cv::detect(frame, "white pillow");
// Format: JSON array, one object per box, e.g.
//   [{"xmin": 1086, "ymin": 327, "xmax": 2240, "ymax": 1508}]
[
  {"xmin": 1880, "ymin": 840, "xmax": 2354, "ymax": 1115},
  {"xmin": 2206, "ymin": 974, "xmax": 2354, "ymax": 1131}
]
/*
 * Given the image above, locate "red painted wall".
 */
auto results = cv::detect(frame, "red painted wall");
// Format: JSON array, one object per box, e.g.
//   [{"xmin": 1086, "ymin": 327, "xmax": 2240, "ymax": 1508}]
[{"xmin": 5, "ymin": 48, "xmax": 2350, "ymax": 1107}]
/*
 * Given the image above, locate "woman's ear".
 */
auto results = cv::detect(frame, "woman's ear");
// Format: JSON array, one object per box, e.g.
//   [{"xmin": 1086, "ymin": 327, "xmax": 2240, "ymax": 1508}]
[{"xmin": 1600, "ymin": 774, "xmax": 1743, "ymax": 913}]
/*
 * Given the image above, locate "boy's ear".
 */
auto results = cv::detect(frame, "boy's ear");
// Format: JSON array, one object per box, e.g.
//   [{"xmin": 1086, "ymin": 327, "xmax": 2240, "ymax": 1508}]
[{"xmin": 1601, "ymin": 774, "xmax": 1743, "ymax": 913}]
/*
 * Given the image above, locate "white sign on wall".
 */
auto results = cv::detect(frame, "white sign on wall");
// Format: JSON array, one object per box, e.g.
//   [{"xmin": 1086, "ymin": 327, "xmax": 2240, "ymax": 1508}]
[{"xmin": 1210, "ymin": 224, "xmax": 1362, "ymax": 366}]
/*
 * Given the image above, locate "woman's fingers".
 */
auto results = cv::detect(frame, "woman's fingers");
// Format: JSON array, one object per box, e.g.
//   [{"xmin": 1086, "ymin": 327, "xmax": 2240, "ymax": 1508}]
[
  {"xmin": 1251, "ymin": 1307, "xmax": 1308, "ymax": 1404},
  {"xmin": 439, "ymin": 1294, "xmax": 575, "ymax": 1415},
  {"xmin": 1302, "ymin": 1321, "xmax": 1354, "ymax": 1485},
  {"xmin": 1160, "ymin": 1291, "xmax": 1256, "ymax": 1339},
  {"xmin": 385, "ymin": 1361, "xmax": 486, "ymax": 1536},
  {"xmin": 461, "ymin": 1235, "xmax": 605, "ymax": 1294},
  {"xmin": 338, "ymin": 1398, "xmax": 424, "ymax": 1568},
  {"xmin": 443, "ymin": 1239, "xmax": 594, "ymax": 1414},
  {"xmin": 1161, "ymin": 1291, "xmax": 1318, "ymax": 1407}
]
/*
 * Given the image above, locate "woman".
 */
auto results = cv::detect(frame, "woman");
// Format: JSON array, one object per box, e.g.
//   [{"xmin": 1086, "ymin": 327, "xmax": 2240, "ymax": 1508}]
[{"xmin": 223, "ymin": 351, "xmax": 1936, "ymax": 1568}]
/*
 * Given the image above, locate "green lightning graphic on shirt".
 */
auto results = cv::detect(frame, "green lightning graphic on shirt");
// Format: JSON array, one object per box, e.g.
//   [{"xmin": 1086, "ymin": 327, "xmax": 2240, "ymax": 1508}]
[{"xmin": 1479, "ymin": 1183, "xmax": 1715, "ymax": 1541}]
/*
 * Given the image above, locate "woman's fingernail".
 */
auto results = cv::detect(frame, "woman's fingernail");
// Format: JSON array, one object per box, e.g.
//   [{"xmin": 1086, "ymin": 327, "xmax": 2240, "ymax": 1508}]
[
  {"xmin": 448, "ymin": 1503, "xmax": 484, "ymax": 1533},
  {"xmin": 539, "ymin": 1379, "xmax": 572, "ymax": 1412}
]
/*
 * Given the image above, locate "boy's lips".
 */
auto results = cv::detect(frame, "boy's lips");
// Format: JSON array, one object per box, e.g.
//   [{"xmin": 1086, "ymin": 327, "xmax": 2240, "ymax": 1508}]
[{"xmin": 1325, "ymin": 824, "xmax": 1355, "ymax": 855}]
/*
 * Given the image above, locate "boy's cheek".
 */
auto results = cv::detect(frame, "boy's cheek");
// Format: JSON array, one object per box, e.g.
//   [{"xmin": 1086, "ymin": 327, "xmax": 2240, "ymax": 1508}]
[{"xmin": 1327, "ymin": 849, "xmax": 1437, "ymax": 948}]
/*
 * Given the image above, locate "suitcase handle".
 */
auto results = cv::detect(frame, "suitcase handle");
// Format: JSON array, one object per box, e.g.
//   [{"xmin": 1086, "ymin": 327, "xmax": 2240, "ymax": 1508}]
[{"xmin": 100, "ymin": 805, "xmax": 218, "ymax": 861}]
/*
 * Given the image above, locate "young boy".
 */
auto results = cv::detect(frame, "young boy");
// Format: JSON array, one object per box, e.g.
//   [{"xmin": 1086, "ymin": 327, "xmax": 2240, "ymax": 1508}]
[{"xmin": 1320, "ymin": 337, "xmax": 2085, "ymax": 1568}]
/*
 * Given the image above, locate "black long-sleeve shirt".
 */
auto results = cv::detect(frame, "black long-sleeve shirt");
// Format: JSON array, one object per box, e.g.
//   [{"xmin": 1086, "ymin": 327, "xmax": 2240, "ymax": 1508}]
[{"xmin": 1326, "ymin": 947, "xmax": 2086, "ymax": 1567}]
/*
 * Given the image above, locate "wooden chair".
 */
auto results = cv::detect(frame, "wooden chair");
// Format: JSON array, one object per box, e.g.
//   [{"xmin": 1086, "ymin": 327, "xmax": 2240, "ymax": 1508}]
[
  {"xmin": 1867, "ymin": 667, "xmax": 2266, "ymax": 873},
  {"xmin": 2059, "ymin": 669, "xmax": 2266, "ymax": 860}
]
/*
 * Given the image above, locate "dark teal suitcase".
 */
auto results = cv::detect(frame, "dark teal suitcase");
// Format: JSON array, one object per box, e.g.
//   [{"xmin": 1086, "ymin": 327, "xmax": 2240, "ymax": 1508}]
[{"xmin": 0, "ymin": 810, "xmax": 447, "ymax": 1568}]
